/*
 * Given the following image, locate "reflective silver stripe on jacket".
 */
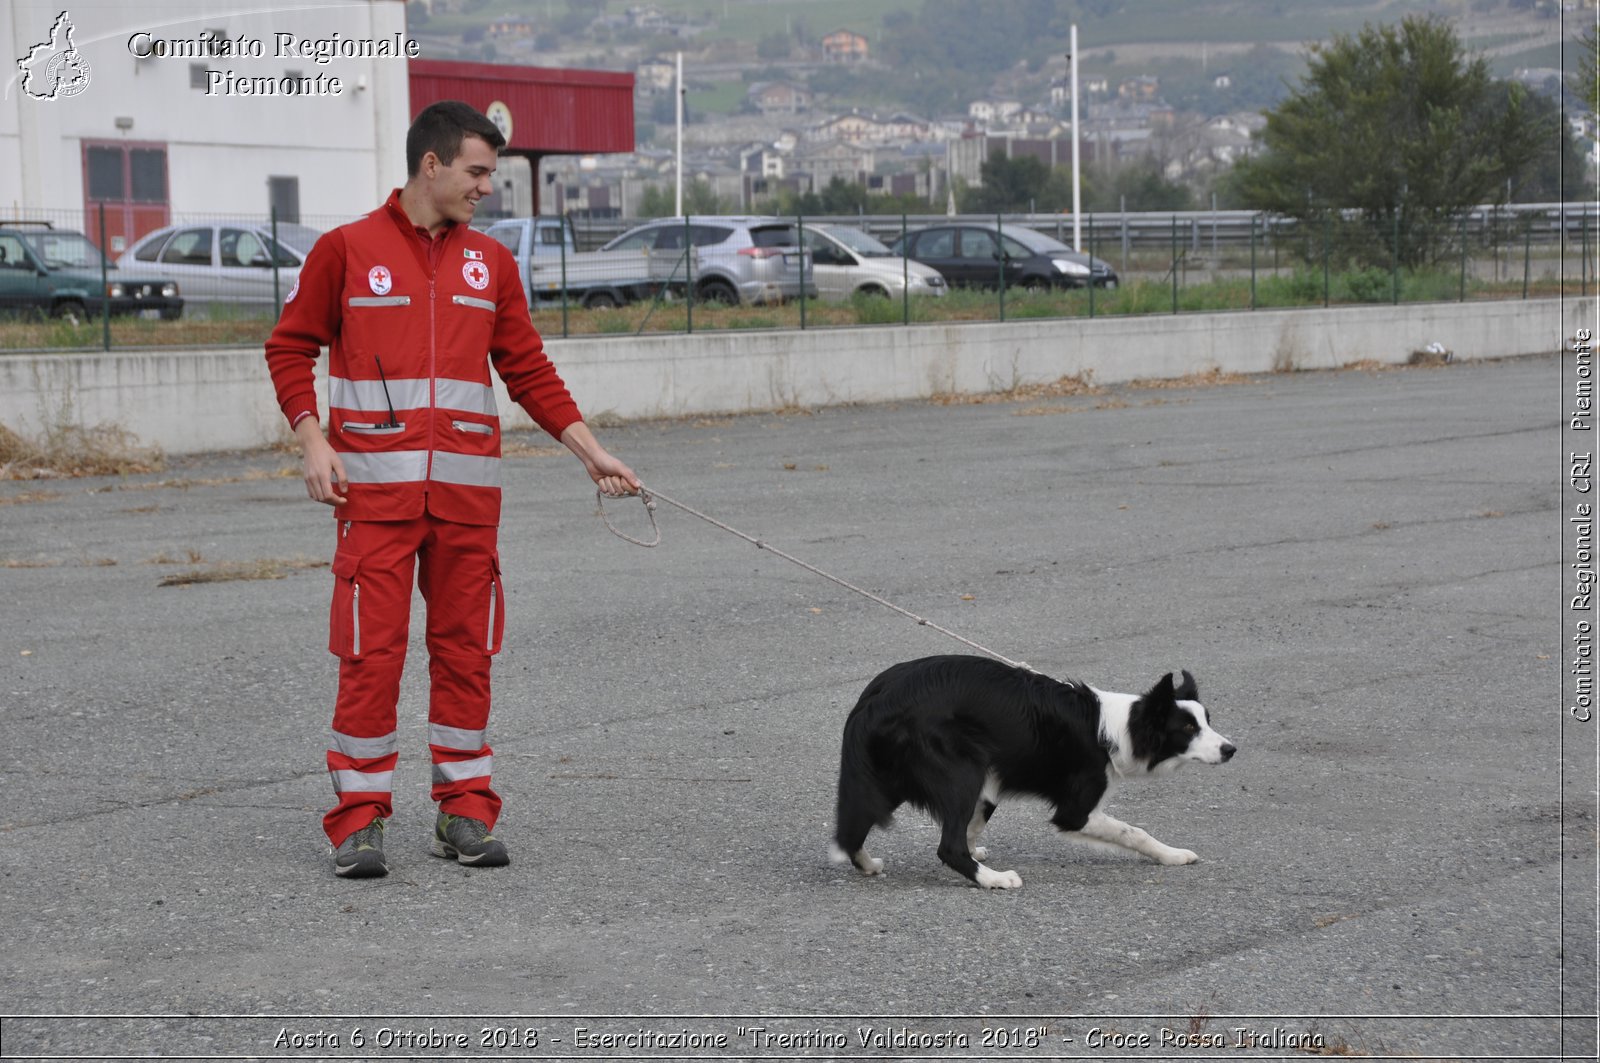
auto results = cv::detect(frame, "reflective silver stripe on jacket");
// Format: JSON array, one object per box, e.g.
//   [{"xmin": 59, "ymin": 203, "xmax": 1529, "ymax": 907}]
[
  {"xmin": 331, "ymin": 729, "xmax": 400, "ymax": 759},
  {"xmin": 430, "ymin": 452, "xmax": 501, "ymax": 489},
  {"xmin": 331, "ymin": 376, "xmax": 430, "ymax": 412},
  {"xmin": 429, "ymin": 724, "xmax": 487, "ymax": 751},
  {"xmin": 432, "ymin": 756, "xmax": 492, "ymax": 783},
  {"xmin": 330, "ymin": 376, "xmax": 497, "ymax": 417},
  {"xmin": 434, "ymin": 378, "xmax": 498, "ymax": 416},
  {"xmin": 340, "ymin": 450, "xmax": 429, "ymax": 484},
  {"xmin": 331, "ymin": 768, "xmax": 394, "ymax": 793},
  {"xmin": 347, "ymin": 296, "xmax": 412, "ymax": 307},
  {"xmin": 452, "ymin": 294, "xmax": 496, "ymax": 312}
]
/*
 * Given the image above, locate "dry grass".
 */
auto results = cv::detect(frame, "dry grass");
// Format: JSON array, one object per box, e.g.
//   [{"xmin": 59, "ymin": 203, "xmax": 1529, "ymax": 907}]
[
  {"xmin": 501, "ymin": 439, "xmax": 566, "ymax": 458},
  {"xmin": 157, "ymin": 556, "xmax": 327, "ymax": 587},
  {"xmin": 932, "ymin": 370, "xmax": 1101, "ymax": 407},
  {"xmin": 0, "ymin": 489, "xmax": 63, "ymax": 506},
  {"xmin": 92, "ymin": 467, "xmax": 296, "ymax": 494},
  {"xmin": 1126, "ymin": 366, "xmax": 1252, "ymax": 390},
  {"xmin": 0, "ymin": 421, "xmax": 164, "ymax": 480}
]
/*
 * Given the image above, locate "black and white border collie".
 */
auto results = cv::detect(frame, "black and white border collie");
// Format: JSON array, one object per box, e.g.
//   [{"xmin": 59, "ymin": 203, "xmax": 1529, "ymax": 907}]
[{"xmin": 829, "ymin": 655, "xmax": 1235, "ymax": 889}]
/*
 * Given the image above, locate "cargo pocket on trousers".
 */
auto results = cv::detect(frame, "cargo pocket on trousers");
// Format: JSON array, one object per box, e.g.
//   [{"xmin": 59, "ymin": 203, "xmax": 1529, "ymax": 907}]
[
  {"xmin": 330, "ymin": 551, "xmax": 365, "ymax": 659},
  {"xmin": 486, "ymin": 551, "xmax": 505, "ymax": 656}
]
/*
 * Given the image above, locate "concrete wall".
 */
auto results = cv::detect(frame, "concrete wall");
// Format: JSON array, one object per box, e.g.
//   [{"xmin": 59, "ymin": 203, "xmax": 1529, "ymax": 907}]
[{"xmin": 0, "ymin": 298, "xmax": 1586, "ymax": 456}]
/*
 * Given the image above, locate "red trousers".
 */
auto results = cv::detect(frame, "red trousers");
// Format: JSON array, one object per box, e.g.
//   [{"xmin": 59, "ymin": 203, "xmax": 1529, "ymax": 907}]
[{"xmin": 322, "ymin": 514, "xmax": 505, "ymax": 846}]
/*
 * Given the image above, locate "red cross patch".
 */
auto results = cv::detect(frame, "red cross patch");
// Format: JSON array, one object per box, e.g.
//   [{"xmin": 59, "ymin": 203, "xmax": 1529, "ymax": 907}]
[{"xmin": 462, "ymin": 260, "xmax": 490, "ymax": 290}]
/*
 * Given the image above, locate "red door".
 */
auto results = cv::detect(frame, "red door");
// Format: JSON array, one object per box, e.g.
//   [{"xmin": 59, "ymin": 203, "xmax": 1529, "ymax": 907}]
[{"xmin": 82, "ymin": 141, "xmax": 169, "ymax": 255}]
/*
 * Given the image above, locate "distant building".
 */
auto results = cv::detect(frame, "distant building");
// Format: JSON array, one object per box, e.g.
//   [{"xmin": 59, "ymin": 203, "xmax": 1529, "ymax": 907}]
[
  {"xmin": 1118, "ymin": 76, "xmax": 1160, "ymax": 102},
  {"xmin": 748, "ymin": 81, "xmax": 811, "ymax": 115},
  {"xmin": 637, "ymin": 58, "xmax": 676, "ymax": 95},
  {"xmin": 488, "ymin": 18, "xmax": 535, "ymax": 38},
  {"xmin": 968, "ymin": 99, "xmax": 1022, "ymax": 125},
  {"xmin": 822, "ymin": 29, "xmax": 870, "ymax": 63}
]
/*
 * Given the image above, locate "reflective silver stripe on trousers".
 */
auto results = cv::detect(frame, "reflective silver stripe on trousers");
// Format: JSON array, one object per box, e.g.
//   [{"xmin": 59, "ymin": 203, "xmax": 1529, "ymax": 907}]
[
  {"xmin": 452, "ymin": 294, "xmax": 496, "ymax": 312},
  {"xmin": 332, "ymin": 768, "xmax": 394, "ymax": 793},
  {"xmin": 429, "ymin": 724, "xmax": 487, "ymax": 751},
  {"xmin": 347, "ymin": 295, "xmax": 412, "ymax": 307},
  {"xmin": 339, "ymin": 449, "xmax": 429, "ymax": 484},
  {"xmin": 430, "ymin": 452, "xmax": 501, "ymax": 489},
  {"xmin": 331, "ymin": 729, "xmax": 400, "ymax": 759},
  {"xmin": 432, "ymin": 756, "xmax": 492, "ymax": 784},
  {"xmin": 330, "ymin": 376, "xmax": 497, "ymax": 417}
]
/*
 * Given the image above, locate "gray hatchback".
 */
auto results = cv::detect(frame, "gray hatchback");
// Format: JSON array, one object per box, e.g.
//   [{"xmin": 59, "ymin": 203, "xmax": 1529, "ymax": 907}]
[{"xmin": 599, "ymin": 216, "xmax": 816, "ymax": 305}]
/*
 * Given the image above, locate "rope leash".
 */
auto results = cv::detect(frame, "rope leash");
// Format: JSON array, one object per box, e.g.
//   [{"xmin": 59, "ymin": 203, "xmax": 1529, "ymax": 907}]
[{"xmin": 597, "ymin": 485, "xmax": 1035, "ymax": 674}]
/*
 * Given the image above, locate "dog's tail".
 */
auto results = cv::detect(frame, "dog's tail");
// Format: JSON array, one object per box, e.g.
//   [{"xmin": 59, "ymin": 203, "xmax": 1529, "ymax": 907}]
[{"xmin": 833, "ymin": 701, "xmax": 897, "ymax": 853}]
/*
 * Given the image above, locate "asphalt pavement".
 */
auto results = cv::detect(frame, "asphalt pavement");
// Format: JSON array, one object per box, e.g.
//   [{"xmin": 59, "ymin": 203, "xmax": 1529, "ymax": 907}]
[{"xmin": 0, "ymin": 351, "xmax": 1590, "ymax": 1061}]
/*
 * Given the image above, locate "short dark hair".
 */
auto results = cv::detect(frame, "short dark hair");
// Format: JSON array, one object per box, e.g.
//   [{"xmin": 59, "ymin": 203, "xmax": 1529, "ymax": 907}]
[{"xmin": 406, "ymin": 101, "xmax": 506, "ymax": 176}]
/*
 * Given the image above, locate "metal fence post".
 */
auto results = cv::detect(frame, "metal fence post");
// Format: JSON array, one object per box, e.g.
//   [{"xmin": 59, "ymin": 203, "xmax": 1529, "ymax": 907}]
[
  {"xmin": 98, "ymin": 203, "xmax": 110, "ymax": 351},
  {"xmin": 270, "ymin": 206, "xmax": 282, "ymax": 321},
  {"xmin": 1522, "ymin": 213, "xmax": 1532, "ymax": 299},
  {"xmin": 1391, "ymin": 208, "xmax": 1400, "ymax": 305},
  {"xmin": 1459, "ymin": 214, "xmax": 1467, "ymax": 302},
  {"xmin": 559, "ymin": 218, "xmax": 569, "ymax": 338},
  {"xmin": 1171, "ymin": 214, "xmax": 1178, "ymax": 315},
  {"xmin": 901, "ymin": 212, "xmax": 909, "ymax": 326},
  {"xmin": 997, "ymin": 214, "xmax": 1006, "ymax": 323},
  {"xmin": 684, "ymin": 216, "xmax": 693, "ymax": 335},
  {"xmin": 797, "ymin": 213, "xmax": 806, "ymax": 331},
  {"xmin": 1249, "ymin": 213, "xmax": 1258, "ymax": 310},
  {"xmin": 1087, "ymin": 212, "xmax": 1096, "ymax": 319},
  {"xmin": 1322, "ymin": 214, "xmax": 1330, "ymax": 308}
]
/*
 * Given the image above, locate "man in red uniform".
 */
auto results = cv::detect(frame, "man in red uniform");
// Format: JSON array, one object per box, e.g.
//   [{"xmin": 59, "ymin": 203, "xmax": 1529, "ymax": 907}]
[{"xmin": 265, "ymin": 101, "xmax": 638, "ymax": 878}]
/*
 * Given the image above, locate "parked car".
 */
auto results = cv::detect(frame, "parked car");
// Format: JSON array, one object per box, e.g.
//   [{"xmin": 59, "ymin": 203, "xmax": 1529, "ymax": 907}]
[
  {"xmin": 0, "ymin": 220, "xmax": 181, "ymax": 322},
  {"xmin": 598, "ymin": 216, "xmax": 816, "ymax": 305},
  {"xmin": 482, "ymin": 216, "xmax": 665, "ymax": 309},
  {"xmin": 888, "ymin": 223, "xmax": 1117, "ymax": 290},
  {"xmin": 798, "ymin": 223, "xmax": 946, "ymax": 300},
  {"xmin": 117, "ymin": 220, "xmax": 321, "ymax": 314}
]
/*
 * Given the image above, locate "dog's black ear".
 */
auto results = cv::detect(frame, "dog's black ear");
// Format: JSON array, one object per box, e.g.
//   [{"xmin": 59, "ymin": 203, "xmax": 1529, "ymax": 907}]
[
  {"xmin": 1175, "ymin": 669, "xmax": 1198, "ymax": 702},
  {"xmin": 1145, "ymin": 672, "xmax": 1176, "ymax": 704}
]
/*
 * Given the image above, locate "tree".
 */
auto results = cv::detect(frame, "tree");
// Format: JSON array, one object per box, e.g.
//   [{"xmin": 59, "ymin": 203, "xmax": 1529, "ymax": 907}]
[
  {"xmin": 1230, "ymin": 15, "xmax": 1546, "ymax": 268},
  {"xmin": 1573, "ymin": 25, "xmax": 1599, "ymax": 115},
  {"xmin": 963, "ymin": 150, "xmax": 1089, "ymax": 213},
  {"xmin": 1085, "ymin": 157, "xmax": 1195, "ymax": 213}
]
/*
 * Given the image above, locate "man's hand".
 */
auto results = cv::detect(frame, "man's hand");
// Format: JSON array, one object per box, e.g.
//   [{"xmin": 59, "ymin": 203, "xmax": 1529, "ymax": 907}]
[
  {"xmin": 296, "ymin": 416, "xmax": 348, "ymax": 506},
  {"xmin": 560, "ymin": 421, "xmax": 641, "ymax": 497}
]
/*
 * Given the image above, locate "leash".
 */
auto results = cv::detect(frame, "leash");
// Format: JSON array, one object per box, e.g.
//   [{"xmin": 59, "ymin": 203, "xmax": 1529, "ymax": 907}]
[{"xmin": 597, "ymin": 485, "xmax": 1036, "ymax": 674}]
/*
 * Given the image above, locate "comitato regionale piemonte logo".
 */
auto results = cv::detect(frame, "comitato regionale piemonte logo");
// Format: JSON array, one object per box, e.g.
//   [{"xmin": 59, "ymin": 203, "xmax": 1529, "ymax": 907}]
[{"xmin": 17, "ymin": 10, "xmax": 92, "ymax": 100}]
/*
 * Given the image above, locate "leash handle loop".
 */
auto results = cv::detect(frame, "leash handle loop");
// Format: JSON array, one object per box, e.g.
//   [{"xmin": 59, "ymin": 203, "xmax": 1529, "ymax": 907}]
[{"xmin": 595, "ymin": 487, "xmax": 659, "ymax": 548}]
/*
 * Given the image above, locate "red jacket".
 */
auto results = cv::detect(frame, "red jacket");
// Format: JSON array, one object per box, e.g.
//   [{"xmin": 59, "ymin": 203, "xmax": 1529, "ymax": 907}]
[{"xmin": 265, "ymin": 191, "xmax": 583, "ymax": 525}]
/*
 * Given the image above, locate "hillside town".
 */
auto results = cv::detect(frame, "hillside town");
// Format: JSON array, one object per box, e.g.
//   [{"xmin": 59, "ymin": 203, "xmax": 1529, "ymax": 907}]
[{"xmin": 408, "ymin": 0, "xmax": 1596, "ymax": 220}]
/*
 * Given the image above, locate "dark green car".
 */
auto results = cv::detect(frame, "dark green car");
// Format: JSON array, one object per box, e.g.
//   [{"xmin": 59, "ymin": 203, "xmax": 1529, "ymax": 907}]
[{"xmin": 0, "ymin": 221, "xmax": 182, "ymax": 323}]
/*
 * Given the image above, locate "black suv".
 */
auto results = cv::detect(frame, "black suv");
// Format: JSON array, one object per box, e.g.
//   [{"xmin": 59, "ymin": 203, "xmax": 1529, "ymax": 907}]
[{"xmin": 0, "ymin": 221, "xmax": 182, "ymax": 322}]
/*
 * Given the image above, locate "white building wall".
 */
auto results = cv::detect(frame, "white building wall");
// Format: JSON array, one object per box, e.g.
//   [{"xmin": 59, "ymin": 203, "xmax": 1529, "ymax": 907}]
[{"xmin": 2, "ymin": 0, "xmax": 409, "ymax": 221}]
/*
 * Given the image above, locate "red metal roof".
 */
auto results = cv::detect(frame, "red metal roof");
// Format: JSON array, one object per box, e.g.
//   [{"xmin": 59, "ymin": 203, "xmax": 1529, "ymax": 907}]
[{"xmin": 409, "ymin": 59, "xmax": 634, "ymax": 155}]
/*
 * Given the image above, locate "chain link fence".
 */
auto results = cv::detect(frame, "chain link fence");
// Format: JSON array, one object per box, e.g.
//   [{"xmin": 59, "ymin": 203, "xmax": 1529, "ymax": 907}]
[{"xmin": 1, "ymin": 202, "xmax": 1592, "ymax": 352}]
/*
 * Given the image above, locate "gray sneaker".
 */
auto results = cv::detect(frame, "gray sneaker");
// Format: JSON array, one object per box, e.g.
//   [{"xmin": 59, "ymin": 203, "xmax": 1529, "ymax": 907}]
[
  {"xmin": 431, "ymin": 813, "xmax": 509, "ymax": 867},
  {"xmin": 332, "ymin": 819, "xmax": 388, "ymax": 878}
]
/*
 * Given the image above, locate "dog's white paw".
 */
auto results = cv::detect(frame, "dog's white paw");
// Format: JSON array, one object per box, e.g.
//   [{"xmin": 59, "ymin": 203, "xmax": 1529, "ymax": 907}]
[
  {"xmin": 830, "ymin": 843, "xmax": 884, "ymax": 876},
  {"xmin": 1158, "ymin": 848, "xmax": 1199, "ymax": 866},
  {"xmin": 974, "ymin": 865, "xmax": 1023, "ymax": 890},
  {"xmin": 971, "ymin": 846, "xmax": 989, "ymax": 861}
]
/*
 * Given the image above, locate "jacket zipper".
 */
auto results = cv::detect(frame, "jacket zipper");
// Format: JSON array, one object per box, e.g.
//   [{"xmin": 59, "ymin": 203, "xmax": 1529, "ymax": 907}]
[{"xmin": 426, "ymin": 271, "xmax": 438, "ymax": 490}]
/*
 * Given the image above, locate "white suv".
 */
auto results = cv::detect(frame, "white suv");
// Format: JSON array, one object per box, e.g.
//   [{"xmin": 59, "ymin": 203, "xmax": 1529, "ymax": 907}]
[{"xmin": 599, "ymin": 216, "xmax": 816, "ymax": 305}]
